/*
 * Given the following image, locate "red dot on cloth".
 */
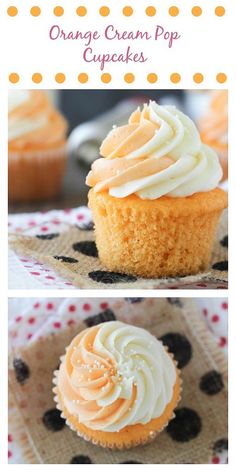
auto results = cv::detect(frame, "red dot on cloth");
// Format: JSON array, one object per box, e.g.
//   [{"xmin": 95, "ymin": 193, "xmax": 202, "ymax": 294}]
[
  {"xmin": 52, "ymin": 219, "xmax": 60, "ymax": 225},
  {"xmin": 196, "ymin": 283, "xmax": 207, "ymax": 288},
  {"xmin": 30, "ymin": 272, "xmax": 40, "ymax": 276},
  {"xmin": 34, "ymin": 302, "xmax": 40, "ymax": 309},
  {"xmin": 8, "ymin": 451, "xmax": 12, "ymax": 459},
  {"xmin": 28, "ymin": 317, "xmax": 36, "ymax": 324},
  {"xmin": 77, "ymin": 214, "xmax": 85, "ymax": 220},
  {"xmin": 100, "ymin": 302, "xmax": 108, "ymax": 309},
  {"xmin": 67, "ymin": 319, "xmax": 75, "ymax": 326},
  {"xmin": 212, "ymin": 456, "xmax": 220, "ymax": 464},
  {"xmin": 83, "ymin": 303, "xmax": 91, "ymax": 311},
  {"xmin": 68, "ymin": 304, "xmax": 76, "ymax": 312},
  {"xmin": 211, "ymin": 314, "xmax": 220, "ymax": 323},
  {"xmin": 15, "ymin": 316, "xmax": 22, "ymax": 322},
  {"xmin": 203, "ymin": 308, "xmax": 208, "ymax": 316},
  {"xmin": 45, "ymin": 276, "xmax": 55, "ymax": 280},
  {"xmin": 65, "ymin": 282, "xmax": 73, "ymax": 286},
  {"xmin": 8, "ymin": 434, "xmax": 13, "ymax": 442},
  {"xmin": 53, "ymin": 322, "xmax": 61, "ymax": 329},
  {"xmin": 28, "ymin": 221, "xmax": 36, "ymax": 226},
  {"xmin": 219, "ymin": 336, "xmax": 227, "ymax": 347},
  {"xmin": 221, "ymin": 302, "xmax": 228, "ymax": 310},
  {"xmin": 46, "ymin": 303, "xmax": 54, "ymax": 310},
  {"xmin": 40, "ymin": 226, "xmax": 49, "ymax": 232},
  {"xmin": 27, "ymin": 333, "xmax": 33, "ymax": 340}
]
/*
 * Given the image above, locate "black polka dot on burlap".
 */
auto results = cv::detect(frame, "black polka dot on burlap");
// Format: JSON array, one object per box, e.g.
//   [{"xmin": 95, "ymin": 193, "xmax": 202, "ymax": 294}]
[
  {"xmin": 85, "ymin": 309, "xmax": 116, "ymax": 327},
  {"xmin": 159, "ymin": 333, "xmax": 192, "ymax": 368},
  {"xmin": 199, "ymin": 370, "xmax": 224, "ymax": 395},
  {"xmin": 72, "ymin": 241, "xmax": 98, "ymax": 257},
  {"xmin": 124, "ymin": 298, "xmax": 144, "ymax": 303},
  {"xmin": 220, "ymin": 235, "xmax": 228, "ymax": 248},
  {"xmin": 13, "ymin": 358, "xmax": 30, "ymax": 384},
  {"xmin": 167, "ymin": 298, "xmax": 183, "ymax": 308},
  {"xmin": 212, "ymin": 261, "xmax": 228, "ymax": 271},
  {"xmin": 120, "ymin": 461, "xmax": 143, "ymax": 464},
  {"xmin": 76, "ymin": 221, "xmax": 94, "ymax": 231},
  {"xmin": 213, "ymin": 438, "xmax": 228, "ymax": 453},
  {"xmin": 36, "ymin": 233, "xmax": 59, "ymax": 240},
  {"xmin": 53, "ymin": 255, "xmax": 78, "ymax": 263},
  {"xmin": 42, "ymin": 408, "xmax": 65, "ymax": 431},
  {"xmin": 88, "ymin": 270, "xmax": 137, "ymax": 284},
  {"xmin": 167, "ymin": 407, "xmax": 202, "ymax": 442},
  {"xmin": 70, "ymin": 455, "xmax": 92, "ymax": 464}
]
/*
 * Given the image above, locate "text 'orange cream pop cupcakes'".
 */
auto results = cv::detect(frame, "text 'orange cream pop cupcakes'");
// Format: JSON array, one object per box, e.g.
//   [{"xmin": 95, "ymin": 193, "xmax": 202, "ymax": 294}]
[
  {"xmin": 86, "ymin": 100, "xmax": 227, "ymax": 278},
  {"xmin": 53, "ymin": 321, "xmax": 181, "ymax": 449},
  {"xmin": 8, "ymin": 90, "xmax": 68, "ymax": 202},
  {"xmin": 198, "ymin": 91, "xmax": 228, "ymax": 181}
]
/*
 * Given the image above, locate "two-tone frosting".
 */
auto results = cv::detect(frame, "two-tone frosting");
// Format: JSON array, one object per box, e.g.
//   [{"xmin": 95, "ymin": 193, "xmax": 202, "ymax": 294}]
[
  {"xmin": 8, "ymin": 90, "xmax": 67, "ymax": 150},
  {"xmin": 199, "ymin": 91, "xmax": 228, "ymax": 154},
  {"xmin": 86, "ymin": 100, "xmax": 223, "ymax": 199},
  {"xmin": 56, "ymin": 321, "xmax": 177, "ymax": 432}
]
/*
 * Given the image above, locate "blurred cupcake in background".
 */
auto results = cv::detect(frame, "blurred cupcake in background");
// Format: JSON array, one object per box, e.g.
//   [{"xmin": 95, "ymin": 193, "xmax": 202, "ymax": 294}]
[
  {"xmin": 198, "ymin": 91, "xmax": 228, "ymax": 181},
  {"xmin": 8, "ymin": 90, "xmax": 68, "ymax": 202}
]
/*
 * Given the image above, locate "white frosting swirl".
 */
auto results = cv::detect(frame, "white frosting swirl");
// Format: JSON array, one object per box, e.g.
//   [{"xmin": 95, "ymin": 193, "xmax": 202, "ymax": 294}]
[
  {"xmin": 58, "ymin": 321, "xmax": 177, "ymax": 432},
  {"xmin": 91, "ymin": 101, "xmax": 223, "ymax": 199}
]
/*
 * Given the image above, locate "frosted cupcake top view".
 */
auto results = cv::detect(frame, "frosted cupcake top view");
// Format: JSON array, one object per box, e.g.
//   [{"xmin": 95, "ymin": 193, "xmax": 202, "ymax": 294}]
[
  {"xmin": 86, "ymin": 100, "xmax": 227, "ymax": 279},
  {"xmin": 86, "ymin": 100, "xmax": 223, "ymax": 199},
  {"xmin": 54, "ymin": 321, "xmax": 181, "ymax": 448}
]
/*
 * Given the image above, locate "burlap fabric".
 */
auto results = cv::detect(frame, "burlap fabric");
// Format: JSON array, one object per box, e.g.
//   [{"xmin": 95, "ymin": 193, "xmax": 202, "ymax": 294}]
[
  {"xmin": 9, "ymin": 211, "xmax": 228, "ymax": 289},
  {"xmin": 8, "ymin": 299, "xmax": 227, "ymax": 464}
]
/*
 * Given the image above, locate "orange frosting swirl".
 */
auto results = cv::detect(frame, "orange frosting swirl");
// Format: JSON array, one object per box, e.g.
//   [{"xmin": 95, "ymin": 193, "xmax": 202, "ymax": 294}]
[
  {"xmin": 8, "ymin": 90, "xmax": 68, "ymax": 151},
  {"xmin": 199, "ymin": 91, "xmax": 228, "ymax": 153},
  {"xmin": 56, "ymin": 321, "xmax": 177, "ymax": 432}
]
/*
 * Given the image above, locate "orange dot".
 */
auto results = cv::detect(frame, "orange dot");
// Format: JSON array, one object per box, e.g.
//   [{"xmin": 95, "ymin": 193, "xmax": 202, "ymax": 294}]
[
  {"xmin": 30, "ymin": 6, "xmax": 41, "ymax": 17},
  {"xmin": 145, "ymin": 6, "xmax": 156, "ymax": 17},
  {"xmin": 169, "ymin": 6, "xmax": 179, "ymax": 17},
  {"xmin": 7, "ymin": 6, "xmax": 18, "ymax": 16},
  {"xmin": 78, "ymin": 73, "xmax": 89, "ymax": 83},
  {"xmin": 170, "ymin": 73, "xmax": 181, "ymax": 83},
  {"xmin": 215, "ymin": 6, "xmax": 225, "ymax": 17},
  {"xmin": 99, "ymin": 6, "xmax": 110, "ymax": 16},
  {"xmin": 55, "ymin": 73, "xmax": 65, "ymax": 83},
  {"xmin": 124, "ymin": 73, "xmax": 135, "ymax": 84},
  {"xmin": 76, "ymin": 6, "xmax": 87, "ymax": 16},
  {"xmin": 101, "ymin": 73, "xmax": 112, "ymax": 84},
  {"xmin": 53, "ymin": 6, "xmax": 64, "ymax": 17},
  {"xmin": 32, "ymin": 73, "xmax": 43, "ymax": 84},
  {"xmin": 191, "ymin": 6, "xmax": 202, "ymax": 17},
  {"xmin": 9, "ymin": 73, "xmax": 19, "ymax": 84},
  {"xmin": 147, "ymin": 73, "xmax": 158, "ymax": 84},
  {"xmin": 193, "ymin": 73, "xmax": 204, "ymax": 84},
  {"xmin": 216, "ymin": 73, "xmax": 227, "ymax": 84},
  {"xmin": 123, "ymin": 6, "xmax": 133, "ymax": 17}
]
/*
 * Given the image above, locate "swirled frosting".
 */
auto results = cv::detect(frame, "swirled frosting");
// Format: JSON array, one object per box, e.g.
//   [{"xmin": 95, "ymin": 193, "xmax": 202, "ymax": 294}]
[
  {"xmin": 199, "ymin": 91, "xmax": 228, "ymax": 152},
  {"xmin": 57, "ymin": 321, "xmax": 177, "ymax": 432},
  {"xmin": 8, "ymin": 90, "xmax": 67, "ymax": 150},
  {"xmin": 86, "ymin": 100, "xmax": 223, "ymax": 199}
]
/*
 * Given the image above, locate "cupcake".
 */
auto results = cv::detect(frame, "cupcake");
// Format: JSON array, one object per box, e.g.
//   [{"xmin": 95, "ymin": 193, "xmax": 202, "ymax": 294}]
[
  {"xmin": 53, "ymin": 321, "xmax": 181, "ymax": 449},
  {"xmin": 198, "ymin": 91, "xmax": 228, "ymax": 181},
  {"xmin": 8, "ymin": 90, "xmax": 68, "ymax": 202},
  {"xmin": 86, "ymin": 101, "xmax": 227, "ymax": 278}
]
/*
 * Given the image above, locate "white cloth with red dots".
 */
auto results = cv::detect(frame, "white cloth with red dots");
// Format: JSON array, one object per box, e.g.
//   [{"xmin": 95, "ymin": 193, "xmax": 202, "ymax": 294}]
[{"xmin": 8, "ymin": 298, "xmax": 227, "ymax": 464}]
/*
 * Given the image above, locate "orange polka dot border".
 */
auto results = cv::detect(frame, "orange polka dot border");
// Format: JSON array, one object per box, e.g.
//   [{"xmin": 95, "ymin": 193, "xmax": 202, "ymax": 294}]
[
  {"xmin": 7, "ymin": 72, "xmax": 228, "ymax": 85},
  {"xmin": 6, "ymin": 5, "xmax": 227, "ymax": 16}
]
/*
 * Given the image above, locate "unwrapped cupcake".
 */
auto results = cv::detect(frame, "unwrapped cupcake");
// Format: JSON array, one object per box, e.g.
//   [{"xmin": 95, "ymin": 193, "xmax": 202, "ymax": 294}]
[
  {"xmin": 8, "ymin": 90, "xmax": 68, "ymax": 202},
  {"xmin": 198, "ymin": 91, "xmax": 228, "ymax": 181},
  {"xmin": 53, "ymin": 321, "xmax": 181, "ymax": 449},
  {"xmin": 86, "ymin": 100, "xmax": 227, "ymax": 278}
]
